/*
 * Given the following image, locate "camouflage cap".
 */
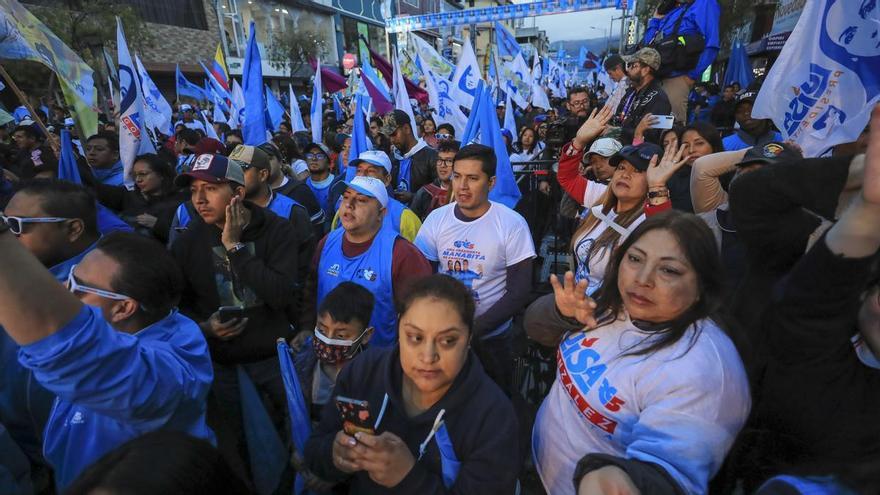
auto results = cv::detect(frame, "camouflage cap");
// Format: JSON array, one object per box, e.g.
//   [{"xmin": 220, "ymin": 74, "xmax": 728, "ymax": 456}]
[
  {"xmin": 380, "ymin": 110, "xmax": 411, "ymax": 135},
  {"xmin": 623, "ymin": 47, "xmax": 661, "ymax": 71}
]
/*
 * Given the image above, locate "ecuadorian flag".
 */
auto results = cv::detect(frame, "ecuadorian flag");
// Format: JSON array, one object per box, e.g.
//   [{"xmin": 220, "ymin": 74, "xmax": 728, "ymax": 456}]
[{"xmin": 211, "ymin": 44, "xmax": 230, "ymax": 92}]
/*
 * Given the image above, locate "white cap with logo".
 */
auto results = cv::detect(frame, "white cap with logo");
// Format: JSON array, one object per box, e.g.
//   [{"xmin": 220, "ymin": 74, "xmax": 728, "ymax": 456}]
[{"xmin": 344, "ymin": 176, "xmax": 389, "ymax": 208}]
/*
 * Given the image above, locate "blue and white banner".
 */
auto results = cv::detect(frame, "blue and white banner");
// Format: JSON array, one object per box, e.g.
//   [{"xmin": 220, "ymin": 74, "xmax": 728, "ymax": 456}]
[
  {"xmin": 311, "ymin": 59, "xmax": 323, "ymax": 145},
  {"xmin": 424, "ymin": 67, "xmax": 468, "ymax": 138},
  {"xmin": 386, "ymin": 0, "xmax": 619, "ymax": 33},
  {"xmin": 531, "ymin": 54, "xmax": 551, "ymax": 110},
  {"xmin": 116, "ymin": 18, "xmax": 153, "ymax": 188},
  {"xmin": 134, "ymin": 54, "xmax": 172, "ymax": 135},
  {"xmin": 392, "ymin": 52, "xmax": 418, "ymax": 127},
  {"xmin": 288, "ymin": 84, "xmax": 307, "ymax": 132},
  {"xmin": 754, "ymin": 0, "xmax": 880, "ymax": 157},
  {"xmin": 450, "ymin": 38, "xmax": 483, "ymax": 110}
]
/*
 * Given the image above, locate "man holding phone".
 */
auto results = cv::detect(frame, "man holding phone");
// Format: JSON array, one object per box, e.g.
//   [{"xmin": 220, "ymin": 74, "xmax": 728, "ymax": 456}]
[
  {"xmin": 615, "ymin": 48, "xmax": 672, "ymax": 144},
  {"xmin": 171, "ymin": 154, "xmax": 301, "ymax": 483}
]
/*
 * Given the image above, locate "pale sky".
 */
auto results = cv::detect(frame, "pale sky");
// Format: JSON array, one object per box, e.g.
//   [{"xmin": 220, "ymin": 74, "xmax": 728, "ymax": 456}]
[{"xmin": 526, "ymin": 7, "xmax": 624, "ymax": 43}]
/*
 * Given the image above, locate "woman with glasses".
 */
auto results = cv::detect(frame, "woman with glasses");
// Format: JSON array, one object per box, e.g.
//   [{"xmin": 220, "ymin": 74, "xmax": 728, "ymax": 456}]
[{"xmin": 91, "ymin": 153, "xmax": 186, "ymax": 244}]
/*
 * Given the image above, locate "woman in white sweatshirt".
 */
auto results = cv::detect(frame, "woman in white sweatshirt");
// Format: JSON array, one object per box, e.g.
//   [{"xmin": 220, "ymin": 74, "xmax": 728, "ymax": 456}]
[{"xmin": 526, "ymin": 210, "xmax": 751, "ymax": 495}]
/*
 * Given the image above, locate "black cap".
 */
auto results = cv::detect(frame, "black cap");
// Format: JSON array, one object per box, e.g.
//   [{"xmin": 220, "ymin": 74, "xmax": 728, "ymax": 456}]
[
  {"xmin": 737, "ymin": 142, "xmax": 802, "ymax": 167},
  {"xmin": 610, "ymin": 142, "xmax": 663, "ymax": 172},
  {"xmin": 736, "ymin": 90, "xmax": 759, "ymax": 107}
]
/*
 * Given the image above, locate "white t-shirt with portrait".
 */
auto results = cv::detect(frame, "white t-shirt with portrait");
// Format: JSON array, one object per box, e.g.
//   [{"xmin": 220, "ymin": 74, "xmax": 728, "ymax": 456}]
[
  {"xmin": 415, "ymin": 201, "xmax": 536, "ymax": 337},
  {"xmin": 573, "ymin": 206, "xmax": 646, "ymax": 294}
]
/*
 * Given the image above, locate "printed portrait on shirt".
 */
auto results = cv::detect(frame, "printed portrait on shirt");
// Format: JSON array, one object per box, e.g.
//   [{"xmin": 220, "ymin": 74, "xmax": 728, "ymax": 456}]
[
  {"xmin": 212, "ymin": 243, "xmax": 261, "ymax": 308},
  {"xmin": 440, "ymin": 239, "xmax": 485, "ymax": 303}
]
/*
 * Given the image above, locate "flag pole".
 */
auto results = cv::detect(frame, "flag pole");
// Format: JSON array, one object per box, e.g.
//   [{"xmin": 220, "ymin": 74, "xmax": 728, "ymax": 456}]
[{"xmin": 0, "ymin": 64, "xmax": 58, "ymax": 153}]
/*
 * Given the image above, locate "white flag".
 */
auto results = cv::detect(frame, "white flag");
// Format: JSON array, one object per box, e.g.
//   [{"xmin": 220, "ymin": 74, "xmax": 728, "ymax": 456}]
[
  {"xmin": 201, "ymin": 110, "xmax": 219, "ymax": 140},
  {"xmin": 424, "ymin": 68, "xmax": 468, "ymax": 138},
  {"xmin": 753, "ymin": 0, "xmax": 880, "ymax": 157},
  {"xmin": 450, "ymin": 38, "xmax": 483, "ymax": 110},
  {"xmin": 212, "ymin": 95, "xmax": 226, "ymax": 124},
  {"xmin": 310, "ymin": 59, "xmax": 323, "ymax": 145},
  {"xmin": 410, "ymin": 33, "xmax": 454, "ymax": 80},
  {"xmin": 531, "ymin": 54, "xmax": 551, "ymax": 110},
  {"xmin": 227, "ymin": 80, "xmax": 246, "ymax": 129},
  {"xmin": 116, "ymin": 18, "xmax": 153, "ymax": 188},
  {"xmin": 500, "ymin": 53, "xmax": 532, "ymax": 109},
  {"xmin": 134, "ymin": 54, "xmax": 172, "ymax": 135},
  {"xmin": 392, "ymin": 53, "xmax": 417, "ymax": 128},
  {"xmin": 288, "ymin": 84, "xmax": 307, "ymax": 132}
]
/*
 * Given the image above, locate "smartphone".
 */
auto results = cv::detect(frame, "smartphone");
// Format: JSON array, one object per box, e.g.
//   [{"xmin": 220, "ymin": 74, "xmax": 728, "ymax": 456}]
[
  {"xmin": 648, "ymin": 114, "xmax": 675, "ymax": 130},
  {"xmin": 335, "ymin": 396, "xmax": 375, "ymax": 436},
  {"xmin": 217, "ymin": 306, "xmax": 244, "ymax": 323}
]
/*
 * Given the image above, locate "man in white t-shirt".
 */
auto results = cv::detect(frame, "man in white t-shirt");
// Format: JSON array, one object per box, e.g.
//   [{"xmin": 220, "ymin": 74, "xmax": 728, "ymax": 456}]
[{"xmin": 415, "ymin": 143, "xmax": 536, "ymax": 394}]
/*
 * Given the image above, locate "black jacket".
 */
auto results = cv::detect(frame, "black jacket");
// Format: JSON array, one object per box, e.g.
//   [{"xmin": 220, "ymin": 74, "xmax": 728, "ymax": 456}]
[
  {"xmin": 305, "ymin": 346, "xmax": 520, "ymax": 494},
  {"xmin": 392, "ymin": 143, "xmax": 438, "ymax": 202},
  {"xmin": 615, "ymin": 78, "xmax": 672, "ymax": 144},
  {"xmin": 172, "ymin": 204, "xmax": 299, "ymax": 364},
  {"xmin": 751, "ymin": 236, "xmax": 880, "ymax": 482},
  {"xmin": 94, "ymin": 184, "xmax": 187, "ymax": 243},
  {"xmin": 274, "ymin": 176, "xmax": 324, "ymax": 236},
  {"xmin": 728, "ymin": 156, "xmax": 852, "ymax": 335}
]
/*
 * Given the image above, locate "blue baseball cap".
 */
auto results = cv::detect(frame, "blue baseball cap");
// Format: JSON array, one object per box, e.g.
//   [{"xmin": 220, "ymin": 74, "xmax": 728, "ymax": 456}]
[{"xmin": 343, "ymin": 176, "xmax": 388, "ymax": 208}]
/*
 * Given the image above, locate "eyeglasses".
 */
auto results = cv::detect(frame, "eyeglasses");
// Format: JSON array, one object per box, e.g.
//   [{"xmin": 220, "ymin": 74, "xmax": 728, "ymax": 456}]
[
  {"xmin": 569, "ymin": 100, "xmax": 589, "ymax": 108},
  {"xmin": 435, "ymin": 133, "xmax": 452, "ymax": 140},
  {"xmin": 1, "ymin": 213, "xmax": 70, "ymax": 235},
  {"xmin": 305, "ymin": 153, "xmax": 327, "ymax": 160},
  {"xmin": 436, "ymin": 158, "xmax": 454, "ymax": 168},
  {"xmin": 132, "ymin": 171, "xmax": 154, "ymax": 180},
  {"xmin": 66, "ymin": 263, "xmax": 143, "ymax": 309}
]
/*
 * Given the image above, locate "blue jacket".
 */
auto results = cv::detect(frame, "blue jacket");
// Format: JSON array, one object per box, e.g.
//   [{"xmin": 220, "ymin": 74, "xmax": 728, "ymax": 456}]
[
  {"xmin": 92, "ymin": 161, "xmax": 125, "ymax": 187},
  {"xmin": 17, "ymin": 306, "xmax": 215, "ymax": 489},
  {"xmin": 644, "ymin": 0, "xmax": 720, "ymax": 80},
  {"xmin": 722, "ymin": 129, "xmax": 784, "ymax": 151}
]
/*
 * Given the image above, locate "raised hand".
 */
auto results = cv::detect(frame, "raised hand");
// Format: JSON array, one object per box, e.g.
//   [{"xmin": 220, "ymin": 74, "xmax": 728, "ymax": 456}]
[
  {"xmin": 646, "ymin": 137, "xmax": 692, "ymax": 189},
  {"xmin": 574, "ymin": 106, "xmax": 614, "ymax": 149},
  {"xmin": 550, "ymin": 271, "xmax": 598, "ymax": 329}
]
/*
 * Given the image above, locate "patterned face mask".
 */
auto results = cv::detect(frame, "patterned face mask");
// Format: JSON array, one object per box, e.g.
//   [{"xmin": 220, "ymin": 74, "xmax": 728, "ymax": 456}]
[{"xmin": 313, "ymin": 327, "xmax": 370, "ymax": 365}]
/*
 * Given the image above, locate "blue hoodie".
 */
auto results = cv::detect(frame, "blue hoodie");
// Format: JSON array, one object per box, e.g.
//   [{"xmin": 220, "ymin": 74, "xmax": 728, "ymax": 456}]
[
  {"xmin": 17, "ymin": 306, "xmax": 215, "ymax": 489},
  {"xmin": 643, "ymin": 0, "xmax": 720, "ymax": 80}
]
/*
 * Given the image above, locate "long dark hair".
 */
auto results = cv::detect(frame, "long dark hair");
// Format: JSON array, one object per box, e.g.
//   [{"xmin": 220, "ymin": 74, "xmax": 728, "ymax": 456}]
[
  {"xmin": 397, "ymin": 274, "xmax": 475, "ymax": 333},
  {"xmin": 591, "ymin": 210, "xmax": 734, "ymax": 357},
  {"xmin": 682, "ymin": 121, "xmax": 724, "ymax": 153},
  {"xmin": 132, "ymin": 153, "xmax": 175, "ymax": 196},
  {"xmin": 517, "ymin": 127, "xmax": 539, "ymax": 154},
  {"xmin": 273, "ymin": 133, "xmax": 304, "ymax": 163}
]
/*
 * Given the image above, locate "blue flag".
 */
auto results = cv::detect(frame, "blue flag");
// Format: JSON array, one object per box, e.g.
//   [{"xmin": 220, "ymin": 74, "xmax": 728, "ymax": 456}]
[
  {"xmin": 723, "ymin": 41, "xmax": 754, "ymax": 89},
  {"xmin": 276, "ymin": 339, "xmax": 313, "ymax": 495},
  {"xmin": 58, "ymin": 130, "xmax": 133, "ymax": 234},
  {"xmin": 462, "ymin": 84, "xmax": 521, "ymax": 209},
  {"xmin": 175, "ymin": 65, "xmax": 207, "ymax": 101},
  {"xmin": 347, "ymin": 94, "xmax": 372, "ymax": 182},
  {"xmin": 238, "ymin": 366, "xmax": 287, "ymax": 495},
  {"xmin": 265, "ymin": 85, "xmax": 286, "ymax": 132},
  {"xmin": 242, "ymin": 21, "xmax": 269, "ymax": 145},
  {"xmin": 332, "ymin": 94, "xmax": 344, "ymax": 121},
  {"xmin": 310, "ymin": 59, "xmax": 323, "ymax": 145},
  {"xmin": 200, "ymin": 60, "xmax": 231, "ymax": 103},
  {"xmin": 494, "ymin": 22, "xmax": 521, "ymax": 60}
]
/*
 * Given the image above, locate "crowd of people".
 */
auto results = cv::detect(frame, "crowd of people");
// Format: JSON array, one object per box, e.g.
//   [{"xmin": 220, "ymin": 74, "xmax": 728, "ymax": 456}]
[{"xmin": 0, "ymin": 1, "xmax": 877, "ymax": 493}]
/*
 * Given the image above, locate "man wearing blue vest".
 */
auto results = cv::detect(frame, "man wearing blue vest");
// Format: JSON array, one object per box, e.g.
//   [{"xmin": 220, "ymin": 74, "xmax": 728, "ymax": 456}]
[
  {"xmin": 382, "ymin": 110, "xmax": 438, "ymax": 205},
  {"xmin": 329, "ymin": 150, "xmax": 422, "ymax": 242},
  {"xmin": 301, "ymin": 176, "xmax": 431, "ymax": 348},
  {"xmin": 0, "ymin": 225, "xmax": 214, "ymax": 490},
  {"xmin": 722, "ymin": 90, "xmax": 784, "ymax": 151},
  {"xmin": 304, "ymin": 142, "xmax": 346, "ymax": 234}
]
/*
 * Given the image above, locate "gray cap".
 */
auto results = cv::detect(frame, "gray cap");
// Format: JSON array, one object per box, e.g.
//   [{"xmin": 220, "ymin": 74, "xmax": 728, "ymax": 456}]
[{"xmin": 623, "ymin": 47, "xmax": 661, "ymax": 71}]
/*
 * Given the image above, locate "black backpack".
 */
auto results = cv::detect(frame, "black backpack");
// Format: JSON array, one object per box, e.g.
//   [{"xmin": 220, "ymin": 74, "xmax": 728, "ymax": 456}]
[{"xmin": 643, "ymin": 1, "xmax": 707, "ymax": 78}]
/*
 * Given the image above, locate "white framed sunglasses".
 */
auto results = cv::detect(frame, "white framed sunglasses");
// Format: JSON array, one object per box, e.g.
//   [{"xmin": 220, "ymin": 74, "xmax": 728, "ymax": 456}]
[
  {"xmin": 1, "ymin": 213, "xmax": 70, "ymax": 235},
  {"xmin": 66, "ymin": 263, "xmax": 143, "ymax": 309}
]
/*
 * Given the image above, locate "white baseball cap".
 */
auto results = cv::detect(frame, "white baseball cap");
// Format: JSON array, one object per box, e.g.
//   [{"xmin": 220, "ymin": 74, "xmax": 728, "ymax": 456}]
[
  {"xmin": 180, "ymin": 104, "xmax": 193, "ymax": 112},
  {"xmin": 344, "ymin": 176, "xmax": 388, "ymax": 208},
  {"xmin": 587, "ymin": 137, "xmax": 623, "ymax": 158},
  {"xmin": 349, "ymin": 150, "xmax": 392, "ymax": 173}
]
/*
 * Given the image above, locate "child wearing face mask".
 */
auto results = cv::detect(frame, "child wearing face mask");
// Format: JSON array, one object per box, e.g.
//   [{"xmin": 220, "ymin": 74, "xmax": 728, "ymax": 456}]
[{"xmin": 294, "ymin": 282, "xmax": 375, "ymax": 422}]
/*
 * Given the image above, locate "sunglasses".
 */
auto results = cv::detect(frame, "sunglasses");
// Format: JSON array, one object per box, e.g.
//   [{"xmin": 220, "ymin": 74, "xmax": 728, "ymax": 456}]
[
  {"xmin": 1, "ymin": 213, "xmax": 70, "ymax": 235},
  {"xmin": 66, "ymin": 263, "xmax": 142, "ymax": 309},
  {"xmin": 435, "ymin": 133, "xmax": 452, "ymax": 140}
]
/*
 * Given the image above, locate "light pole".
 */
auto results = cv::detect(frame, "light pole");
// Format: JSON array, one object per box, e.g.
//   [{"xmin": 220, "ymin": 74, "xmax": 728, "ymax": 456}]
[{"xmin": 587, "ymin": 26, "xmax": 610, "ymax": 54}]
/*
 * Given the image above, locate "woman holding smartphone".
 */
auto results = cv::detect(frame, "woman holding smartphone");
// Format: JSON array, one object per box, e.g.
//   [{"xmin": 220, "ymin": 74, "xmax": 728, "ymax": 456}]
[{"xmin": 304, "ymin": 275, "xmax": 520, "ymax": 493}]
